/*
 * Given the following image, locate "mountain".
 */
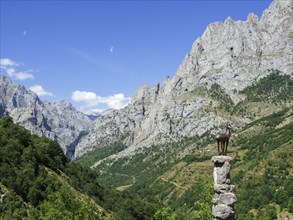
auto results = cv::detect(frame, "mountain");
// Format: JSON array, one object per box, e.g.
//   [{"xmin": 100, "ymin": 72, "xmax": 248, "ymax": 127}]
[
  {"xmin": 0, "ymin": 1, "xmax": 291, "ymax": 160},
  {"xmin": 1, "ymin": 0, "xmax": 292, "ymax": 219},
  {"xmin": 76, "ymin": 105, "xmax": 292, "ymax": 219},
  {"xmin": 73, "ymin": 0, "xmax": 293, "ymax": 159},
  {"xmin": 0, "ymin": 75, "xmax": 93, "ymax": 157},
  {"xmin": 77, "ymin": 73, "xmax": 293, "ymax": 219},
  {"xmin": 75, "ymin": 1, "xmax": 292, "ymax": 218}
]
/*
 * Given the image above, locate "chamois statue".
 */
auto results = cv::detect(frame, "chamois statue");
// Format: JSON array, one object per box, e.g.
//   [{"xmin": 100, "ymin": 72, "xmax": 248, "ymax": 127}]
[{"xmin": 216, "ymin": 122, "xmax": 232, "ymax": 155}]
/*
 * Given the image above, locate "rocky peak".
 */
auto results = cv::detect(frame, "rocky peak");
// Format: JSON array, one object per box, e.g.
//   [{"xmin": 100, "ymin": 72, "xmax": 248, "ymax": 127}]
[
  {"xmin": 224, "ymin": 16, "xmax": 234, "ymax": 25},
  {"xmin": 247, "ymin": 12, "xmax": 259, "ymax": 25},
  {"xmin": 73, "ymin": 0, "xmax": 292, "ymax": 159},
  {"xmin": 131, "ymin": 83, "xmax": 160, "ymax": 105},
  {"xmin": 0, "ymin": 74, "xmax": 11, "ymax": 85},
  {"xmin": 0, "ymin": 74, "xmax": 93, "ymax": 156},
  {"xmin": 261, "ymin": 0, "xmax": 293, "ymax": 23},
  {"xmin": 0, "ymin": 75, "xmax": 41, "ymax": 109},
  {"xmin": 131, "ymin": 83, "xmax": 149, "ymax": 104},
  {"xmin": 170, "ymin": 0, "xmax": 292, "ymax": 103},
  {"xmin": 53, "ymin": 100, "xmax": 73, "ymax": 108}
]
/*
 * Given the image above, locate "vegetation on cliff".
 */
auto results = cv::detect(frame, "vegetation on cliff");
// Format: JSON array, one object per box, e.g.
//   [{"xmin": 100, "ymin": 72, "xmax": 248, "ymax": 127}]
[
  {"xmin": 1, "ymin": 71, "xmax": 292, "ymax": 219},
  {"xmin": 77, "ymin": 71, "xmax": 293, "ymax": 219}
]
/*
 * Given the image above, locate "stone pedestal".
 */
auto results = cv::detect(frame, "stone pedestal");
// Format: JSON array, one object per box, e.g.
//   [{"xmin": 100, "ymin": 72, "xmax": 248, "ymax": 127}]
[{"xmin": 211, "ymin": 156, "xmax": 236, "ymax": 220}]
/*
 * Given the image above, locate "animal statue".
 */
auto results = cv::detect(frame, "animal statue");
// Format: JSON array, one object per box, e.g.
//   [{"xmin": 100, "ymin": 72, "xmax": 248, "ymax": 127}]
[{"xmin": 215, "ymin": 122, "xmax": 232, "ymax": 155}]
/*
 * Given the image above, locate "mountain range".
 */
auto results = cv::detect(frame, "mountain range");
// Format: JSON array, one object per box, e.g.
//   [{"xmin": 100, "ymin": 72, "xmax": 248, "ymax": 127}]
[
  {"xmin": 1, "ymin": 0, "xmax": 293, "ymax": 219},
  {"xmin": 0, "ymin": 75, "xmax": 93, "ymax": 157},
  {"xmin": 1, "ymin": 0, "xmax": 291, "ymax": 160}
]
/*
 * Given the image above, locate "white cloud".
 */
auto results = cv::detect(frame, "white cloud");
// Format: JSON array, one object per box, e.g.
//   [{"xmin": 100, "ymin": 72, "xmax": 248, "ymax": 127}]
[
  {"xmin": 71, "ymin": 90, "xmax": 131, "ymax": 112},
  {"xmin": 104, "ymin": 93, "xmax": 131, "ymax": 109},
  {"xmin": 5, "ymin": 67, "xmax": 34, "ymax": 80},
  {"xmin": 0, "ymin": 58, "xmax": 18, "ymax": 66},
  {"xmin": 72, "ymin": 91, "xmax": 98, "ymax": 103},
  {"xmin": 0, "ymin": 58, "xmax": 34, "ymax": 80},
  {"xmin": 22, "ymin": 31, "xmax": 27, "ymax": 36},
  {"xmin": 6, "ymin": 68, "xmax": 15, "ymax": 76},
  {"xmin": 29, "ymin": 85, "xmax": 53, "ymax": 97},
  {"xmin": 110, "ymin": 46, "xmax": 114, "ymax": 53},
  {"xmin": 15, "ymin": 72, "xmax": 34, "ymax": 80}
]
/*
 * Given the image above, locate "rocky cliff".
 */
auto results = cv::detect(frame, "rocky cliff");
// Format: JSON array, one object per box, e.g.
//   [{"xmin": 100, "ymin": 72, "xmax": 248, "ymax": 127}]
[
  {"xmin": 0, "ymin": 75, "xmax": 93, "ymax": 156},
  {"xmin": 73, "ymin": 0, "xmax": 293, "ymax": 158}
]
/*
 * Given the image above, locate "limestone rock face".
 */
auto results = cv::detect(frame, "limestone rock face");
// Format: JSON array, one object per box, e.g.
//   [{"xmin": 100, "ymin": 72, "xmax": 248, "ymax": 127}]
[
  {"xmin": 173, "ymin": 0, "xmax": 293, "ymax": 102},
  {"xmin": 73, "ymin": 0, "xmax": 293, "ymax": 159},
  {"xmin": 211, "ymin": 156, "xmax": 236, "ymax": 220},
  {"xmin": 212, "ymin": 193, "xmax": 237, "ymax": 206},
  {"xmin": 212, "ymin": 204, "xmax": 235, "ymax": 220},
  {"xmin": 0, "ymin": 75, "xmax": 93, "ymax": 156},
  {"xmin": 214, "ymin": 184, "xmax": 235, "ymax": 194},
  {"xmin": 212, "ymin": 156, "xmax": 232, "ymax": 184}
]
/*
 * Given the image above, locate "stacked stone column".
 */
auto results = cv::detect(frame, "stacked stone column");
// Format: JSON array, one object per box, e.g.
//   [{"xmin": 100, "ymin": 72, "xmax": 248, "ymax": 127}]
[{"xmin": 211, "ymin": 156, "xmax": 237, "ymax": 220}]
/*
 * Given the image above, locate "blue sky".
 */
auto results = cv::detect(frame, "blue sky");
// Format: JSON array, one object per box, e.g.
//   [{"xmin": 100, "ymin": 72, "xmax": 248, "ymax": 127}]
[{"xmin": 0, "ymin": 0, "xmax": 271, "ymax": 114}]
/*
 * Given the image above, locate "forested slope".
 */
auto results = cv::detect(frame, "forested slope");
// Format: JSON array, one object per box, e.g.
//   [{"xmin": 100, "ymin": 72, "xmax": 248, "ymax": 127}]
[{"xmin": 0, "ymin": 116, "xmax": 157, "ymax": 219}]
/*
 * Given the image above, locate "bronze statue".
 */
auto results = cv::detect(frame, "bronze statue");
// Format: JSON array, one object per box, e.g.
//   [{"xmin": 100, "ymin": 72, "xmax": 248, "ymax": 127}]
[{"xmin": 216, "ymin": 122, "xmax": 231, "ymax": 155}]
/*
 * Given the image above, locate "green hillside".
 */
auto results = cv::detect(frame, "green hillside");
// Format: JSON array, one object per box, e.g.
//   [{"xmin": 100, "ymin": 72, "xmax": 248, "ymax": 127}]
[
  {"xmin": 0, "ymin": 116, "xmax": 157, "ymax": 220},
  {"xmin": 232, "ymin": 70, "xmax": 293, "ymax": 119},
  {"xmin": 231, "ymin": 107, "xmax": 293, "ymax": 219},
  {"xmin": 80, "ymin": 109, "xmax": 292, "ymax": 219},
  {"xmin": 77, "ymin": 71, "xmax": 293, "ymax": 219},
  {"xmin": 2, "ymin": 70, "xmax": 291, "ymax": 219}
]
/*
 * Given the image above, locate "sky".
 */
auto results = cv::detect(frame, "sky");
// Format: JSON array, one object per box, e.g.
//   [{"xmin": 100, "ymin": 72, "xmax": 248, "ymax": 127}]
[{"xmin": 0, "ymin": 0, "xmax": 271, "ymax": 114}]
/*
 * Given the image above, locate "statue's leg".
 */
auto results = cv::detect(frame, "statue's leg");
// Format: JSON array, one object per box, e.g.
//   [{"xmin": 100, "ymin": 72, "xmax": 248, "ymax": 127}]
[
  {"xmin": 220, "ymin": 142, "xmax": 224, "ymax": 155},
  {"xmin": 222, "ymin": 141, "xmax": 226, "ymax": 155},
  {"xmin": 225, "ymin": 140, "xmax": 229, "ymax": 155}
]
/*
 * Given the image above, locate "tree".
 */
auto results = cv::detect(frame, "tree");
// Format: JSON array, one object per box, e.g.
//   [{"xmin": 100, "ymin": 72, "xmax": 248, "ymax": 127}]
[{"xmin": 154, "ymin": 207, "xmax": 177, "ymax": 220}]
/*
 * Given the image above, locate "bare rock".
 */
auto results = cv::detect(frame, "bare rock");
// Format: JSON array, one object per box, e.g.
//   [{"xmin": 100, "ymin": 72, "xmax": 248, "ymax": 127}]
[
  {"xmin": 212, "ymin": 156, "xmax": 232, "ymax": 185},
  {"xmin": 212, "ymin": 204, "xmax": 235, "ymax": 220},
  {"xmin": 0, "ymin": 75, "xmax": 93, "ymax": 156},
  {"xmin": 212, "ymin": 193, "xmax": 237, "ymax": 206},
  {"xmin": 214, "ymin": 184, "xmax": 235, "ymax": 194},
  {"xmin": 212, "ymin": 156, "xmax": 236, "ymax": 219}
]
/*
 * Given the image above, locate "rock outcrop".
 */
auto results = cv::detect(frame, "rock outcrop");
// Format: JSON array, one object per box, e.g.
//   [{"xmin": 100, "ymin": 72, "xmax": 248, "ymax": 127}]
[
  {"xmin": 74, "ymin": 0, "xmax": 293, "ymax": 158},
  {"xmin": 212, "ymin": 156, "xmax": 236, "ymax": 220},
  {"xmin": 0, "ymin": 75, "xmax": 93, "ymax": 156}
]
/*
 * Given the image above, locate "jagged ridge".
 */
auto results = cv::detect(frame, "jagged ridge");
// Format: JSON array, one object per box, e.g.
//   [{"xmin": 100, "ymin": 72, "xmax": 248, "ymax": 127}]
[
  {"xmin": 74, "ymin": 0, "xmax": 293, "ymax": 158},
  {"xmin": 0, "ymin": 75, "xmax": 93, "ymax": 156}
]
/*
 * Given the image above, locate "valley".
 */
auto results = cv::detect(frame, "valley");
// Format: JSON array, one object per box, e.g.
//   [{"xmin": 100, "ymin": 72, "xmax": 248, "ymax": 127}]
[{"xmin": 0, "ymin": 0, "xmax": 292, "ymax": 219}]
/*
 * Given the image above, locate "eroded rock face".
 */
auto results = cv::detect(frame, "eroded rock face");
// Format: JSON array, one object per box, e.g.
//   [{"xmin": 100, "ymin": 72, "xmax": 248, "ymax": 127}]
[
  {"xmin": 74, "ymin": 0, "xmax": 293, "ymax": 159},
  {"xmin": 175, "ymin": 0, "xmax": 293, "ymax": 102},
  {"xmin": 212, "ymin": 156, "xmax": 232, "ymax": 185},
  {"xmin": 211, "ymin": 156, "xmax": 236, "ymax": 220},
  {"xmin": 212, "ymin": 204, "xmax": 235, "ymax": 220},
  {"xmin": 0, "ymin": 75, "xmax": 93, "ymax": 156}
]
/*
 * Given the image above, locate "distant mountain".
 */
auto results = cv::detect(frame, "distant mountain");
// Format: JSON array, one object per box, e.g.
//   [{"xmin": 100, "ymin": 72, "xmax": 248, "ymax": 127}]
[
  {"xmin": 86, "ymin": 114, "xmax": 100, "ymax": 121},
  {"xmin": 0, "ymin": 0, "xmax": 292, "ymax": 162},
  {"xmin": 0, "ymin": 75, "xmax": 93, "ymax": 157},
  {"xmin": 1, "ymin": 0, "xmax": 292, "ymax": 218},
  {"xmin": 73, "ymin": 0, "xmax": 293, "ymax": 158},
  {"xmin": 76, "ymin": 1, "xmax": 293, "ymax": 217}
]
